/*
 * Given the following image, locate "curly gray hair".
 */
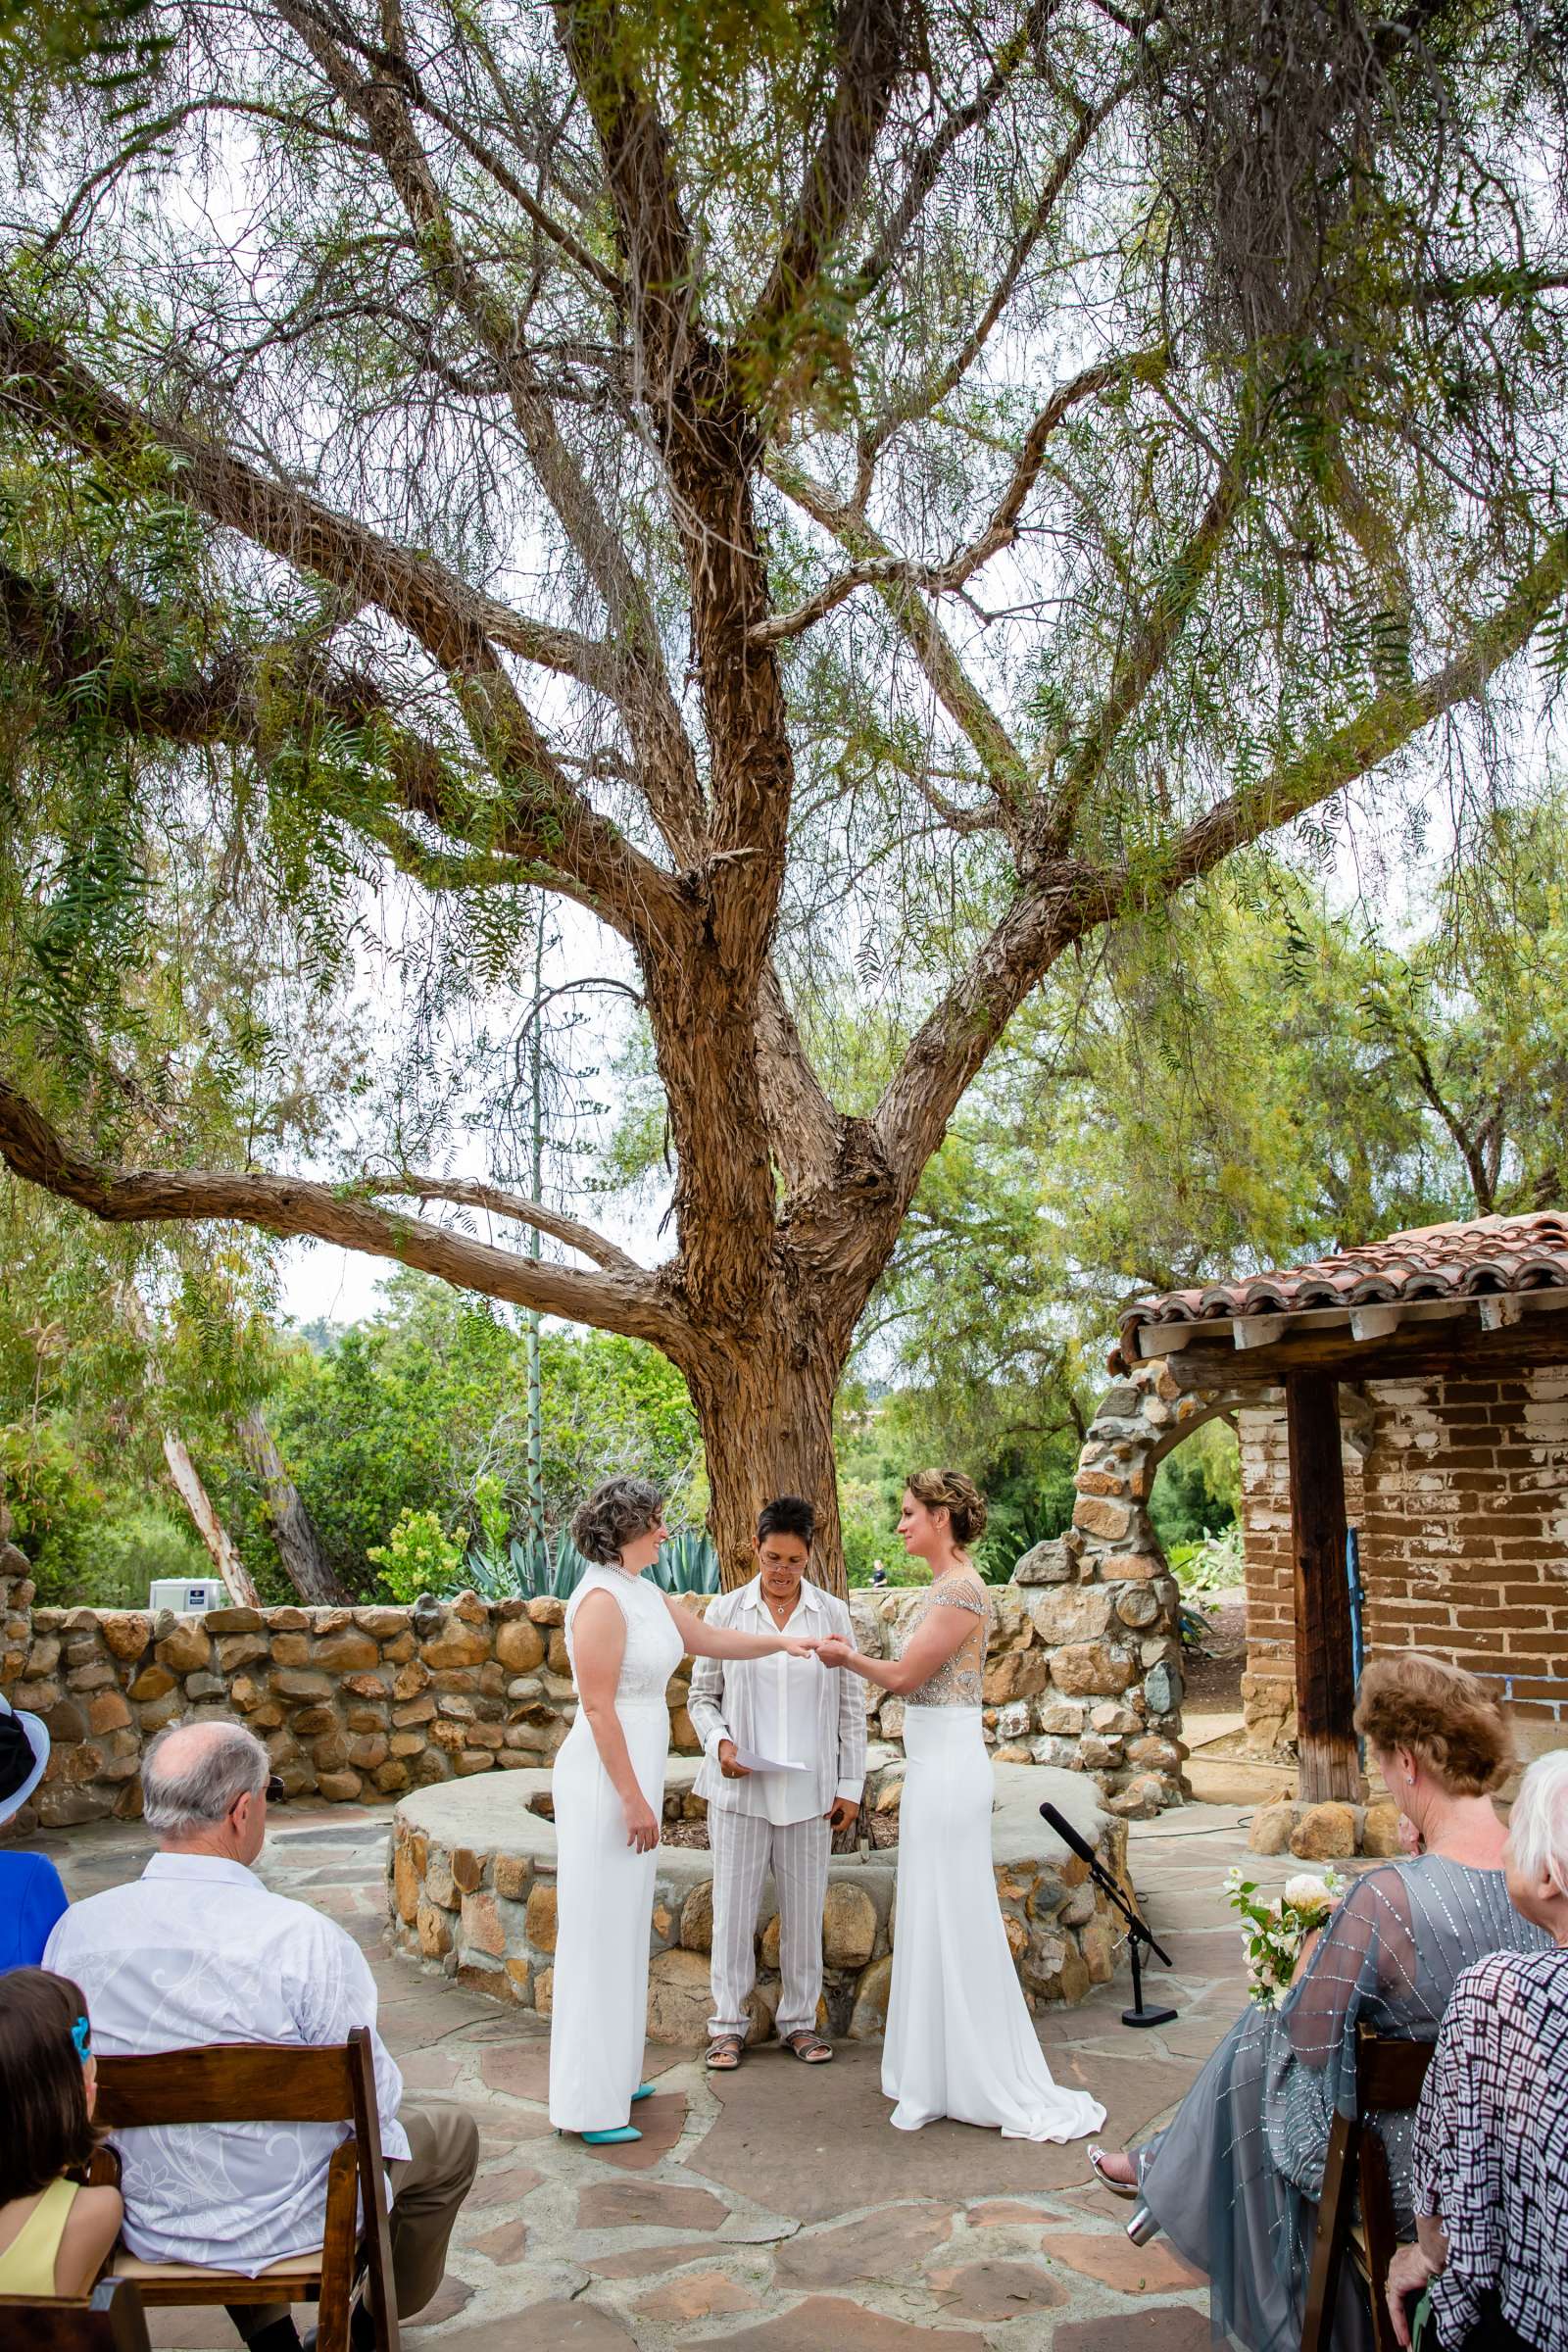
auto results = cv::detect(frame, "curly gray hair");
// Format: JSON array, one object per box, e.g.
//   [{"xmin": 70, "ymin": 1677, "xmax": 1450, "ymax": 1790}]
[{"xmin": 569, "ymin": 1476, "xmax": 664, "ymax": 1566}]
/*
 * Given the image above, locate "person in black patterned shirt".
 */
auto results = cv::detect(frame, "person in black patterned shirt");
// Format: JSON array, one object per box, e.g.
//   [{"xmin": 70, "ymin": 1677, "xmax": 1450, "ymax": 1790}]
[{"xmin": 1389, "ymin": 1748, "xmax": 1568, "ymax": 2352}]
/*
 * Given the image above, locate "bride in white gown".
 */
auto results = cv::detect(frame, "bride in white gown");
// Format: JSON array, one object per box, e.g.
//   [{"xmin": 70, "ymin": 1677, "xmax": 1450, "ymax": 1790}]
[
  {"xmin": 817, "ymin": 1469, "xmax": 1105, "ymax": 2143},
  {"xmin": 549, "ymin": 1476, "xmax": 820, "ymax": 2143}
]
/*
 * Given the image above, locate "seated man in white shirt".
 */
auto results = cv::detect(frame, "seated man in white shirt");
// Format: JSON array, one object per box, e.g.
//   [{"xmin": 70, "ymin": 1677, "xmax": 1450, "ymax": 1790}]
[
  {"xmin": 45, "ymin": 1718, "xmax": 477, "ymax": 2352},
  {"xmin": 688, "ymin": 1496, "xmax": 866, "ymax": 2069}
]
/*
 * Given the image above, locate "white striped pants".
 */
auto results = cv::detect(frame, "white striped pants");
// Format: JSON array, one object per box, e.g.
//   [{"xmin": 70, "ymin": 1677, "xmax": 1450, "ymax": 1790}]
[{"xmin": 707, "ymin": 1806, "xmax": 831, "ymax": 2039}]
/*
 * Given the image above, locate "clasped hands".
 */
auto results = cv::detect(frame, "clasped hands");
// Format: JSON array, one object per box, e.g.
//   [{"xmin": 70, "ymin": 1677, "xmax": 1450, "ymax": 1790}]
[{"xmin": 768, "ymin": 1633, "xmax": 855, "ymax": 1667}]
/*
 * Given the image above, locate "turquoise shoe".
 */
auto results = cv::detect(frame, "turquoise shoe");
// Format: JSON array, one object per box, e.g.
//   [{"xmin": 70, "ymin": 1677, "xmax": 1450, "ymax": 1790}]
[
  {"xmin": 630, "ymin": 2083, "xmax": 656, "ymax": 2103},
  {"xmin": 580, "ymin": 2125, "xmax": 642, "ymax": 2144}
]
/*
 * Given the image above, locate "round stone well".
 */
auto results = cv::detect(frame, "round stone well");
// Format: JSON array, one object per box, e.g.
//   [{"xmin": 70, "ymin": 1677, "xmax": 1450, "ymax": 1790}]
[{"xmin": 387, "ymin": 1746, "xmax": 1135, "ymax": 2041}]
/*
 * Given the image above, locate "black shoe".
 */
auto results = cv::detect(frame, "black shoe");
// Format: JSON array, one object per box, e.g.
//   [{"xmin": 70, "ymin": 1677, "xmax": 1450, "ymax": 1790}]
[
  {"xmin": 300, "ymin": 2313, "xmax": 376, "ymax": 2352},
  {"xmin": 247, "ymin": 2325, "xmax": 303, "ymax": 2352}
]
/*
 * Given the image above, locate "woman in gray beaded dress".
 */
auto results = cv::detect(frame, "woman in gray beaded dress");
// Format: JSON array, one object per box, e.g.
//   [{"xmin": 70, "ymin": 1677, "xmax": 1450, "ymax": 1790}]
[{"xmin": 1090, "ymin": 1653, "xmax": 1551, "ymax": 2352}]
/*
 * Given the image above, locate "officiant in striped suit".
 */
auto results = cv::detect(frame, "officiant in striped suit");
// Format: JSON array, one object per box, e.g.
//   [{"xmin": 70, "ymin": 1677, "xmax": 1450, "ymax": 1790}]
[{"xmin": 688, "ymin": 1497, "xmax": 866, "ymax": 2070}]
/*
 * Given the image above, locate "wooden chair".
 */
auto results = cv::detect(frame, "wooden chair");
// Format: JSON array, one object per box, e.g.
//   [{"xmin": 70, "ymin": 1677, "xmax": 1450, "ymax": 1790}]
[
  {"xmin": 90, "ymin": 2030, "xmax": 399, "ymax": 2352},
  {"xmin": 1301, "ymin": 2026, "xmax": 1434, "ymax": 2352},
  {"xmin": 0, "ymin": 2278, "xmax": 151, "ymax": 2352}
]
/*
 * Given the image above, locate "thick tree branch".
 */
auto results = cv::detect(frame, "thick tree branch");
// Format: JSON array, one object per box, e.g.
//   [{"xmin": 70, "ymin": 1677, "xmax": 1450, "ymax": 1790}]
[
  {"xmin": 280, "ymin": 0, "xmax": 626, "ymax": 295},
  {"xmin": 740, "ymin": 0, "xmax": 907, "ymax": 384},
  {"xmin": 0, "ymin": 557, "xmax": 616, "ymax": 919},
  {"xmin": 561, "ymin": 0, "xmax": 794, "ymax": 950},
  {"xmin": 753, "ymin": 966, "xmax": 846, "ymax": 1201},
  {"xmin": 355, "ymin": 1173, "xmax": 642, "ymax": 1272},
  {"xmin": 0, "ymin": 1081, "xmax": 681, "ymax": 1344},
  {"xmin": 0, "ymin": 313, "xmax": 681, "ymax": 935},
  {"xmin": 0, "ymin": 310, "xmax": 611, "ymax": 689}
]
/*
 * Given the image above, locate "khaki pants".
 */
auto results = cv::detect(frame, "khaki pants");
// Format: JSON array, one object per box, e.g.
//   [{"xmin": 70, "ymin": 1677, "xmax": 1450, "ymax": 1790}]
[{"xmin": 230, "ymin": 2097, "xmax": 480, "ymax": 2341}]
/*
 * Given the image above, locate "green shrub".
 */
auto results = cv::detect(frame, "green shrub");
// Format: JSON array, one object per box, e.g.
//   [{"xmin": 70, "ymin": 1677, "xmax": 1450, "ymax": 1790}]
[
  {"xmin": 368, "ymin": 1507, "xmax": 464, "ymax": 1602},
  {"xmin": 1167, "ymin": 1521, "xmax": 1245, "ymax": 1594}
]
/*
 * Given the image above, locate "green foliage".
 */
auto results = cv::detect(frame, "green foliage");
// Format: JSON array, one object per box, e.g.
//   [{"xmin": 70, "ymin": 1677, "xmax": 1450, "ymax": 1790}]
[
  {"xmin": 835, "ymin": 1379, "xmax": 1079, "ymax": 1587},
  {"xmin": 211, "ymin": 1273, "xmax": 703, "ymax": 1600},
  {"xmin": 367, "ymin": 1508, "xmax": 463, "ymax": 1604},
  {"xmin": 1167, "ymin": 1522, "xmax": 1247, "ymax": 1596},
  {"xmin": 1151, "ymin": 1420, "xmax": 1242, "ymax": 1551},
  {"xmin": 0, "ymin": 1418, "xmax": 205, "ymax": 1607}
]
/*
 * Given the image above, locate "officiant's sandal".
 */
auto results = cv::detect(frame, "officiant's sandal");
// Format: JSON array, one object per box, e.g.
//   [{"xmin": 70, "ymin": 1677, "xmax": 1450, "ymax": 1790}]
[
  {"xmin": 705, "ymin": 2035, "xmax": 743, "ymax": 2071},
  {"xmin": 781, "ymin": 2029, "xmax": 833, "ymax": 2063}
]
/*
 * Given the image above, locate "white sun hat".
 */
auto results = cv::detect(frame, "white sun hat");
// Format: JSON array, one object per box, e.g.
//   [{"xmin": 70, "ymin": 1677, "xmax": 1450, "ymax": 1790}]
[{"xmin": 0, "ymin": 1691, "xmax": 50, "ymax": 1826}]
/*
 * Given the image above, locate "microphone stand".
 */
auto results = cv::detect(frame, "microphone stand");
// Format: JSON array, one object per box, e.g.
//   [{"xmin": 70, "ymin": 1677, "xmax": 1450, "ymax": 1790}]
[{"xmin": 1039, "ymin": 1801, "xmax": 1178, "ymax": 2030}]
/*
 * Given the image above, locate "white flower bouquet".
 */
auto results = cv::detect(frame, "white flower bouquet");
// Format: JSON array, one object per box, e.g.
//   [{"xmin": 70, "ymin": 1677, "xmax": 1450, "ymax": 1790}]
[{"xmin": 1224, "ymin": 1865, "xmax": 1348, "ymax": 2006}]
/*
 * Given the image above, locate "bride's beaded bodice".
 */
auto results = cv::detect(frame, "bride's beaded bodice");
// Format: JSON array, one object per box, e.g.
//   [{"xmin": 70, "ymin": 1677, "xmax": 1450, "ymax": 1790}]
[
  {"xmin": 564, "ymin": 1564, "xmax": 684, "ymax": 1704},
  {"xmin": 901, "ymin": 1577, "xmax": 992, "ymax": 1707}
]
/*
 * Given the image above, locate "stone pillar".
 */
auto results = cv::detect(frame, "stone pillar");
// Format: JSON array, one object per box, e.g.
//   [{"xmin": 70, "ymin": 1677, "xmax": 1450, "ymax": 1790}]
[{"xmin": 1008, "ymin": 1356, "xmax": 1258, "ymax": 1816}]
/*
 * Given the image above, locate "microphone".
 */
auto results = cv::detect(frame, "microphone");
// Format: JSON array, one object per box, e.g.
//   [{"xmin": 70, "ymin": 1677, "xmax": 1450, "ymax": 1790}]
[
  {"xmin": 1039, "ymin": 1795, "xmax": 1178, "ymax": 2028},
  {"xmin": 1039, "ymin": 1800, "xmax": 1101, "ymax": 1872}
]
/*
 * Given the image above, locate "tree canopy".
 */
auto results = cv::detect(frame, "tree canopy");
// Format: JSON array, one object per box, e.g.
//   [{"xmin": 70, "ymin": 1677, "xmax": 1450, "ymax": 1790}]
[{"xmin": 1, "ymin": 0, "xmax": 1566, "ymax": 1580}]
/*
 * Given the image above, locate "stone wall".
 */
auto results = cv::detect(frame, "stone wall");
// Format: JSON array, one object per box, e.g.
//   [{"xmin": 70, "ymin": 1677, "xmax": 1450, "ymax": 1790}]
[
  {"xmin": 997, "ymin": 1352, "xmax": 1265, "ymax": 1816},
  {"xmin": 387, "ymin": 1762, "xmax": 1132, "ymax": 2037},
  {"xmin": 1240, "ymin": 1368, "xmax": 1568, "ymax": 1750},
  {"xmin": 0, "ymin": 1545, "xmax": 596, "ymax": 1828}
]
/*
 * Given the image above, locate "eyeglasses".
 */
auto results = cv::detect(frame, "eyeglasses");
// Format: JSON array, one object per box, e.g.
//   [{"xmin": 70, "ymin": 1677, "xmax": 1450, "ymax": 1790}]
[
  {"xmin": 71, "ymin": 2015, "xmax": 91, "ymax": 2063},
  {"xmin": 265, "ymin": 1776, "xmax": 286, "ymax": 1805}
]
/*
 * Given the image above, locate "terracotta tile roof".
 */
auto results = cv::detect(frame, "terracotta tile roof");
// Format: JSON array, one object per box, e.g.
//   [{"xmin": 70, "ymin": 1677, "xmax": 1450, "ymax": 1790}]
[{"xmin": 1119, "ymin": 1211, "xmax": 1568, "ymax": 1343}]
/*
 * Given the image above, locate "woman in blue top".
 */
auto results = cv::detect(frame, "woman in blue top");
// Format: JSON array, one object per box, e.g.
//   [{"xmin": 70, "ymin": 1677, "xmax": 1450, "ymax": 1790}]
[{"xmin": 0, "ymin": 1697, "xmax": 68, "ymax": 1971}]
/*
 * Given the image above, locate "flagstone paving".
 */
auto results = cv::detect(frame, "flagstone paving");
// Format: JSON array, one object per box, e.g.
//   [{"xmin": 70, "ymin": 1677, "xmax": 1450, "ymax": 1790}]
[{"xmin": 38, "ymin": 1797, "xmax": 1325, "ymax": 2348}]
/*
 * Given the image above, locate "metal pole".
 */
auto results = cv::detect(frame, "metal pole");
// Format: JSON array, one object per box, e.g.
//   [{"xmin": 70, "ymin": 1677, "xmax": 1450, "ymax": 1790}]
[{"xmin": 525, "ymin": 906, "xmax": 545, "ymax": 1548}]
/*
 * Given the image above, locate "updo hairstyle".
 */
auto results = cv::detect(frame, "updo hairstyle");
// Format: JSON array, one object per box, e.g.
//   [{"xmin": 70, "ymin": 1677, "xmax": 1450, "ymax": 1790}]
[
  {"xmin": 570, "ymin": 1476, "xmax": 664, "ymax": 1566},
  {"xmin": 905, "ymin": 1467, "xmax": 988, "ymax": 1548},
  {"xmin": 1352, "ymin": 1651, "xmax": 1513, "ymax": 1797}
]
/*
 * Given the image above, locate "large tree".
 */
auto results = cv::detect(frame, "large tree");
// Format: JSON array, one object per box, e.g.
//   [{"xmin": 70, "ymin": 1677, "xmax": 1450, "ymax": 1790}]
[{"xmin": 1, "ymin": 0, "xmax": 1566, "ymax": 1586}]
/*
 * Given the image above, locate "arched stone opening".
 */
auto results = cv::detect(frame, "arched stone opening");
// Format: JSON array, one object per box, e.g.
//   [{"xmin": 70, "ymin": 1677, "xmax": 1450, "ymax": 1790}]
[{"xmin": 1009, "ymin": 1353, "xmax": 1268, "ymax": 1815}]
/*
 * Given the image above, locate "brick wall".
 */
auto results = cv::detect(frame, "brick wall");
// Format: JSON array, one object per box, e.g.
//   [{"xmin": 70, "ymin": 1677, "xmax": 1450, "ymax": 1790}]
[{"xmin": 1240, "ymin": 1367, "xmax": 1568, "ymax": 1751}]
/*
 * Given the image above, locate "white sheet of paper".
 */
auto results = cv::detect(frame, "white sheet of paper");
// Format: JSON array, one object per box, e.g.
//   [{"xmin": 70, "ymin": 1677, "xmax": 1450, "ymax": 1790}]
[{"xmin": 732, "ymin": 1747, "xmax": 809, "ymax": 1775}]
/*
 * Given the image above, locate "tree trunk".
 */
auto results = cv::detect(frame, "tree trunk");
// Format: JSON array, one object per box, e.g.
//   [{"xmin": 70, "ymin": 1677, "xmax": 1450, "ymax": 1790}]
[
  {"xmin": 162, "ymin": 1434, "xmax": 262, "ymax": 1608},
  {"xmin": 238, "ymin": 1411, "xmax": 350, "ymax": 1605},
  {"xmin": 688, "ymin": 1333, "xmax": 850, "ymax": 1597}
]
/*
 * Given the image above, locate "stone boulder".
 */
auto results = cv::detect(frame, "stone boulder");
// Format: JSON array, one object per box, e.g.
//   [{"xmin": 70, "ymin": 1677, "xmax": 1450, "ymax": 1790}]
[
  {"xmin": 646, "ymin": 1947, "xmax": 714, "ymax": 2043},
  {"xmin": 1247, "ymin": 1800, "xmax": 1296, "ymax": 1856},
  {"xmin": 1289, "ymin": 1802, "xmax": 1359, "ymax": 1862}
]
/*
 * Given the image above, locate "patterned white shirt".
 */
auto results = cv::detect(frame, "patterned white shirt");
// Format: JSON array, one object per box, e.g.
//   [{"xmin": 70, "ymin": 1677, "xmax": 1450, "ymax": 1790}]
[
  {"xmin": 1411, "ymin": 1944, "xmax": 1568, "ymax": 2351},
  {"xmin": 44, "ymin": 1851, "xmax": 409, "ymax": 2276}
]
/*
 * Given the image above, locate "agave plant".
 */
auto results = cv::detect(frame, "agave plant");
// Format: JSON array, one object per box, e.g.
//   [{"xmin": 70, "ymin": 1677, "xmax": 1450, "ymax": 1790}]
[
  {"xmin": 509, "ymin": 1535, "xmax": 554, "ymax": 1599},
  {"xmin": 458, "ymin": 1544, "xmax": 519, "ymax": 1601},
  {"xmin": 652, "ymin": 1529, "xmax": 719, "ymax": 1594},
  {"xmin": 456, "ymin": 1526, "xmax": 715, "ymax": 1603}
]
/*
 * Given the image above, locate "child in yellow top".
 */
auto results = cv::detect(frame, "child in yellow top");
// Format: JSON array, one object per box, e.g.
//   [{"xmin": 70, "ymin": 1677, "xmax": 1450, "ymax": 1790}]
[{"xmin": 0, "ymin": 1968, "xmax": 122, "ymax": 2297}]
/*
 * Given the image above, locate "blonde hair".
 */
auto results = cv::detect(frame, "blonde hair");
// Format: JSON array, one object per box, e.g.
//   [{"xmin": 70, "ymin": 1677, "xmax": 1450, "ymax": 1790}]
[
  {"xmin": 1353, "ymin": 1651, "xmax": 1513, "ymax": 1797},
  {"xmin": 905, "ymin": 1467, "xmax": 988, "ymax": 1548}
]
